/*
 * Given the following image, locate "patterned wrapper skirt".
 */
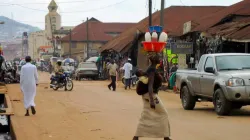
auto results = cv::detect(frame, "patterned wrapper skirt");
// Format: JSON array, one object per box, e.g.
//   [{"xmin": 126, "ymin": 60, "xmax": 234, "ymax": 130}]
[{"xmin": 135, "ymin": 93, "xmax": 170, "ymax": 138}]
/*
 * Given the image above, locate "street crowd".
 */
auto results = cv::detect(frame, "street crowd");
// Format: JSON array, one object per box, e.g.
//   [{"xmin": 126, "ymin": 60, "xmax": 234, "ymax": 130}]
[{"xmin": 19, "ymin": 53, "xmax": 172, "ymax": 140}]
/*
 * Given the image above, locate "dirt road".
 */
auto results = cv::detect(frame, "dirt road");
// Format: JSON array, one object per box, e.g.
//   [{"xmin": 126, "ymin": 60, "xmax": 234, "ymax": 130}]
[{"xmin": 8, "ymin": 72, "xmax": 250, "ymax": 140}]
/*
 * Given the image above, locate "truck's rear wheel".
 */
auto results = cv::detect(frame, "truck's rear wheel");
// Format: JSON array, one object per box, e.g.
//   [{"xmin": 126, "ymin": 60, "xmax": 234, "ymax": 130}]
[
  {"xmin": 214, "ymin": 89, "xmax": 232, "ymax": 116},
  {"xmin": 181, "ymin": 85, "xmax": 196, "ymax": 110}
]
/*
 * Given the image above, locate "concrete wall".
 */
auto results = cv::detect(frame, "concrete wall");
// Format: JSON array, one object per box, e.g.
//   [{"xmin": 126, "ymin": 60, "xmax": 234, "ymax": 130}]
[
  {"xmin": 45, "ymin": 12, "xmax": 61, "ymax": 38},
  {"xmin": 178, "ymin": 54, "xmax": 188, "ymax": 69},
  {"xmin": 137, "ymin": 48, "xmax": 150, "ymax": 71},
  {"xmin": 137, "ymin": 38, "xmax": 149, "ymax": 71},
  {"xmin": 28, "ymin": 31, "xmax": 49, "ymax": 59}
]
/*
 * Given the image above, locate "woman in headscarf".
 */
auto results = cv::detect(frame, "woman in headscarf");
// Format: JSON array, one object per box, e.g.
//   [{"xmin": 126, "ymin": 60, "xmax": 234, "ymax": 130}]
[{"xmin": 133, "ymin": 53, "xmax": 171, "ymax": 140}]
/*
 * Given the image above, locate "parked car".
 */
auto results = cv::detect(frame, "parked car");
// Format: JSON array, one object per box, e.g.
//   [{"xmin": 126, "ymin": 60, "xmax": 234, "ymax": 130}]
[
  {"xmin": 176, "ymin": 53, "xmax": 250, "ymax": 116},
  {"xmin": 86, "ymin": 57, "xmax": 98, "ymax": 63},
  {"xmin": 75, "ymin": 62, "xmax": 99, "ymax": 80}
]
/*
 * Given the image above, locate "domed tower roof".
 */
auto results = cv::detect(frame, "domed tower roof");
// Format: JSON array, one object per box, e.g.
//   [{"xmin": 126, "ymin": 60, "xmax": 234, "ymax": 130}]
[{"xmin": 48, "ymin": 0, "xmax": 58, "ymax": 12}]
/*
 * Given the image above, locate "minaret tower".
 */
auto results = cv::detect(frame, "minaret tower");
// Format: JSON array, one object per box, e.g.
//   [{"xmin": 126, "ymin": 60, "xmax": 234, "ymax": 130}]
[{"xmin": 45, "ymin": 0, "xmax": 61, "ymax": 37}]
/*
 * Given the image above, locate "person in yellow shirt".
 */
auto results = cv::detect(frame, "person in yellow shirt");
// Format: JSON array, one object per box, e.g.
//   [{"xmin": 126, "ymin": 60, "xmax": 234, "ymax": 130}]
[
  {"xmin": 107, "ymin": 60, "xmax": 118, "ymax": 91},
  {"xmin": 53, "ymin": 60, "xmax": 65, "ymax": 89}
]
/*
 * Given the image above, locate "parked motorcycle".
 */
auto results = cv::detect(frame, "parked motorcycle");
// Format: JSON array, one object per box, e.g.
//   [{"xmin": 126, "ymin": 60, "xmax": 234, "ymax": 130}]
[
  {"xmin": 50, "ymin": 72, "xmax": 74, "ymax": 91},
  {"xmin": 4, "ymin": 71, "xmax": 17, "ymax": 84},
  {"xmin": 2, "ymin": 61, "xmax": 19, "ymax": 84},
  {"xmin": 122, "ymin": 74, "xmax": 138, "ymax": 87}
]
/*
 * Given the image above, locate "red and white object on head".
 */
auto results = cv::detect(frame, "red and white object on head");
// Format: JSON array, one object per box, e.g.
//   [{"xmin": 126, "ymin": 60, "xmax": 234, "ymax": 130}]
[
  {"xmin": 159, "ymin": 31, "xmax": 168, "ymax": 42},
  {"xmin": 145, "ymin": 31, "xmax": 152, "ymax": 42},
  {"xmin": 151, "ymin": 30, "xmax": 158, "ymax": 42}
]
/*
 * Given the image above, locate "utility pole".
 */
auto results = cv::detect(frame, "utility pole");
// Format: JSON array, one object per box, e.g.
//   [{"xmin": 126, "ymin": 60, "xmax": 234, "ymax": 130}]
[
  {"xmin": 149, "ymin": 0, "xmax": 152, "ymax": 26},
  {"xmin": 69, "ymin": 29, "xmax": 72, "ymax": 58},
  {"xmin": 160, "ymin": 0, "xmax": 169, "ymax": 84},
  {"xmin": 33, "ymin": 38, "xmax": 36, "ymax": 59},
  {"xmin": 49, "ymin": 16, "xmax": 56, "ymax": 57},
  {"xmin": 86, "ymin": 17, "xmax": 89, "ymax": 59},
  {"xmin": 160, "ymin": 0, "xmax": 165, "ymax": 27}
]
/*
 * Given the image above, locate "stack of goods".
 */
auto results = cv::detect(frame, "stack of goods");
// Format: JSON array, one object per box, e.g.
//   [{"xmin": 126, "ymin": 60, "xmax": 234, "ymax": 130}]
[{"xmin": 142, "ymin": 26, "xmax": 168, "ymax": 52}]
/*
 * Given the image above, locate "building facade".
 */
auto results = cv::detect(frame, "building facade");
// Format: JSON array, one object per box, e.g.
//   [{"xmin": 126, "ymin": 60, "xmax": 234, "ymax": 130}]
[
  {"xmin": 45, "ymin": 0, "xmax": 61, "ymax": 38},
  {"xmin": 61, "ymin": 18, "xmax": 135, "ymax": 62},
  {"xmin": 28, "ymin": 0, "xmax": 69, "ymax": 60},
  {"xmin": 28, "ymin": 31, "xmax": 47, "ymax": 59}
]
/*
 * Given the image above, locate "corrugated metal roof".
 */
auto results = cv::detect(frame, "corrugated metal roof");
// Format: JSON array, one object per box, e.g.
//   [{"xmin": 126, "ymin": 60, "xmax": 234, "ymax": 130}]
[
  {"xmin": 207, "ymin": 17, "xmax": 250, "ymax": 41},
  {"xmin": 192, "ymin": 0, "xmax": 250, "ymax": 32},
  {"xmin": 100, "ymin": 6, "xmax": 225, "ymax": 52},
  {"xmin": 61, "ymin": 20, "xmax": 135, "ymax": 42}
]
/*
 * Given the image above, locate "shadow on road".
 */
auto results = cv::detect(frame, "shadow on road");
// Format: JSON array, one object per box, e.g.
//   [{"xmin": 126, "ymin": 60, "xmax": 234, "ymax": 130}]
[{"xmin": 191, "ymin": 107, "xmax": 250, "ymax": 117}]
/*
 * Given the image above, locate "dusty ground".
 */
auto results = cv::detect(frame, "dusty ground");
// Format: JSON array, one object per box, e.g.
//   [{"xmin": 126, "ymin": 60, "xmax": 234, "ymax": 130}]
[{"xmin": 7, "ymin": 72, "xmax": 250, "ymax": 140}]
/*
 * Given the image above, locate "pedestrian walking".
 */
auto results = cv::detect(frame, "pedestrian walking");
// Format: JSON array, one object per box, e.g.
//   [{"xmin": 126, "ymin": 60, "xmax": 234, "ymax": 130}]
[
  {"xmin": 121, "ymin": 58, "xmax": 133, "ymax": 90},
  {"xmin": 20, "ymin": 56, "xmax": 39, "ymax": 116},
  {"xmin": 133, "ymin": 53, "xmax": 171, "ymax": 140},
  {"xmin": 107, "ymin": 60, "xmax": 118, "ymax": 91}
]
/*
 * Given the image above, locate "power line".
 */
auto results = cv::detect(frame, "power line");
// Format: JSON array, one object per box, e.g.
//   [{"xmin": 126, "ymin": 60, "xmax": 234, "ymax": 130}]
[
  {"xmin": 61, "ymin": 0, "xmax": 129, "ymax": 13},
  {"xmin": 179, "ymin": 0, "xmax": 191, "ymax": 7},
  {"xmin": 16, "ymin": 20, "xmax": 82, "ymax": 24},
  {"xmin": 154, "ymin": 0, "xmax": 157, "ymax": 12},
  {"xmin": 14, "ymin": 4, "xmax": 47, "ymax": 12},
  {"xmin": 0, "ymin": 0, "xmax": 101, "ymax": 5},
  {"xmin": 0, "ymin": 0, "xmax": 129, "ymax": 14}
]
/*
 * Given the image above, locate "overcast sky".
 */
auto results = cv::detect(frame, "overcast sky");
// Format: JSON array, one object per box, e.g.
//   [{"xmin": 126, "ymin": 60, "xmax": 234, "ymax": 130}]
[{"xmin": 0, "ymin": 0, "xmax": 242, "ymax": 29}]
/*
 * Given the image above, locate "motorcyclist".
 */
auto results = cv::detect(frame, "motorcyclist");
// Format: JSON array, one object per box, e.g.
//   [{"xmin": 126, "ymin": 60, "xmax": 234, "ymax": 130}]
[{"xmin": 54, "ymin": 60, "xmax": 64, "ymax": 85}]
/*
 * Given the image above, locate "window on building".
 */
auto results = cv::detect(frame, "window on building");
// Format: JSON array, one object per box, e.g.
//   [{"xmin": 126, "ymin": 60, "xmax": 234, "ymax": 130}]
[
  {"xmin": 71, "ymin": 42, "xmax": 77, "ymax": 48},
  {"xmin": 52, "ymin": 24, "xmax": 56, "ymax": 31},
  {"xmin": 52, "ymin": 17, "xmax": 56, "ymax": 23}
]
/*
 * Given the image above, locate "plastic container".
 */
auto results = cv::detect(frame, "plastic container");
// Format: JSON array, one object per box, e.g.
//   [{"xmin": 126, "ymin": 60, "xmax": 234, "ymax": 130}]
[
  {"xmin": 148, "ymin": 26, "xmax": 163, "ymax": 33},
  {"xmin": 142, "ymin": 42, "xmax": 166, "ymax": 52},
  {"xmin": 151, "ymin": 31, "xmax": 158, "ymax": 42},
  {"xmin": 145, "ymin": 31, "xmax": 152, "ymax": 42}
]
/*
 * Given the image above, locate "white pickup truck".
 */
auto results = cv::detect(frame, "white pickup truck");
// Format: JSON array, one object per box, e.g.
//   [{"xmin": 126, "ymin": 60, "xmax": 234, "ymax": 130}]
[{"xmin": 176, "ymin": 53, "xmax": 250, "ymax": 116}]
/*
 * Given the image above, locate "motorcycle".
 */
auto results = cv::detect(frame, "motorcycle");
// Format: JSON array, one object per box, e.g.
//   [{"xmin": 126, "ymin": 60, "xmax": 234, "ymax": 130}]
[
  {"xmin": 122, "ymin": 74, "xmax": 138, "ymax": 87},
  {"xmin": 50, "ymin": 72, "xmax": 74, "ymax": 91},
  {"xmin": 2, "ymin": 62, "xmax": 19, "ymax": 84},
  {"xmin": 4, "ymin": 71, "xmax": 18, "ymax": 84}
]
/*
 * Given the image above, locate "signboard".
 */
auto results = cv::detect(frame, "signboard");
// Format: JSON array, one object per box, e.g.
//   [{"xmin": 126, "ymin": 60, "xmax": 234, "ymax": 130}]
[
  {"xmin": 171, "ymin": 42, "xmax": 193, "ymax": 54},
  {"xmin": 166, "ymin": 38, "xmax": 174, "ymax": 49}
]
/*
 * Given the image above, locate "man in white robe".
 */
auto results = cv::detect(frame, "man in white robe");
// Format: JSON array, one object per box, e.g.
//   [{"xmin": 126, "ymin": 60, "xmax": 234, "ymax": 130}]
[
  {"xmin": 20, "ymin": 56, "xmax": 38, "ymax": 116},
  {"xmin": 122, "ymin": 58, "xmax": 133, "ymax": 90}
]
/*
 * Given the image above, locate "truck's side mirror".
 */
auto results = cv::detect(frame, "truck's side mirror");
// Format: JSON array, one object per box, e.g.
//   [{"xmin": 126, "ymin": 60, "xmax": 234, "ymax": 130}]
[{"xmin": 205, "ymin": 67, "xmax": 215, "ymax": 73}]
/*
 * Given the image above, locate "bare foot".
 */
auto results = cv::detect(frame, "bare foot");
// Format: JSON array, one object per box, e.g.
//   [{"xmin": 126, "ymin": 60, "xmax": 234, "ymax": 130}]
[{"xmin": 31, "ymin": 106, "xmax": 36, "ymax": 115}]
